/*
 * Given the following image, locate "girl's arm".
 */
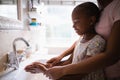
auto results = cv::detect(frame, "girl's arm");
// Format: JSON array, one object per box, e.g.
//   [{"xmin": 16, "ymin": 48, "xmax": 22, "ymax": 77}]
[
  {"xmin": 55, "ymin": 53, "xmax": 73, "ymax": 66},
  {"xmin": 46, "ymin": 41, "xmax": 76, "ymax": 66},
  {"xmin": 58, "ymin": 42, "xmax": 76, "ymax": 59}
]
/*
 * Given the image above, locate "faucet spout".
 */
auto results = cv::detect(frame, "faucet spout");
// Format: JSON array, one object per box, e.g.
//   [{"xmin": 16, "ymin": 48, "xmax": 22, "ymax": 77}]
[
  {"xmin": 13, "ymin": 37, "xmax": 30, "ymax": 55},
  {"xmin": 12, "ymin": 37, "xmax": 30, "ymax": 69}
]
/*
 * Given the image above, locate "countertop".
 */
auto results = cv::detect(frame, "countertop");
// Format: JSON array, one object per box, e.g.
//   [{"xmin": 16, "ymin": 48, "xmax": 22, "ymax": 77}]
[{"xmin": 0, "ymin": 51, "xmax": 57, "ymax": 80}]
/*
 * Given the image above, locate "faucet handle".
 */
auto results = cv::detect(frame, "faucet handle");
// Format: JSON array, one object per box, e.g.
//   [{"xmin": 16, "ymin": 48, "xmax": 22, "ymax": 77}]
[
  {"xmin": 7, "ymin": 52, "xmax": 19, "ymax": 69},
  {"xmin": 4, "ymin": 63, "xmax": 18, "ymax": 70}
]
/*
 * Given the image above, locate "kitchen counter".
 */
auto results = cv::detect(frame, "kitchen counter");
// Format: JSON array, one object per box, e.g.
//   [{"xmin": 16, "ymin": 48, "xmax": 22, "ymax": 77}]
[{"xmin": 0, "ymin": 51, "xmax": 57, "ymax": 80}]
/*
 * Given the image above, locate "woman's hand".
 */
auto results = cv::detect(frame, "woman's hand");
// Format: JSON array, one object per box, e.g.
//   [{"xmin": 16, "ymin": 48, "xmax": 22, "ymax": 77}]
[
  {"xmin": 45, "ymin": 66, "xmax": 65, "ymax": 80},
  {"xmin": 45, "ymin": 66, "xmax": 84, "ymax": 80}
]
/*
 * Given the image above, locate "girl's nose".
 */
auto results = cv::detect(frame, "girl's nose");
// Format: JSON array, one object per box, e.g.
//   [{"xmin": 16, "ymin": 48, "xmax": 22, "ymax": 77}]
[{"xmin": 73, "ymin": 24, "xmax": 76, "ymax": 28}]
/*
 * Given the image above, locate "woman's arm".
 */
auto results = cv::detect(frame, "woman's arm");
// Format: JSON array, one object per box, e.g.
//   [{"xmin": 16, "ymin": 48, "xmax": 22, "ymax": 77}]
[
  {"xmin": 63, "ymin": 20, "xmax": 120, "ymax": 74},
  {"xmin": 46, "ymin": 20, "xmax": 120, "ymax": 79}
]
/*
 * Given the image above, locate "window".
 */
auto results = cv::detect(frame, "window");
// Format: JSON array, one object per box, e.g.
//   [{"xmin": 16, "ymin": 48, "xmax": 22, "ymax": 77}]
[
  {"xmin": 0, "ymin": 0, "xmax": 18, "ymax": 20},
  {"xmin": 36, "ymin": 0, "xmax": 97, "ymax": 47},
  {"xmin": 44, "ymin": 5, "xmax": 78, "ymax": 47},
  {"xmin": 0, "ymin": 5, "xmax": 17, "ymax": 19}
]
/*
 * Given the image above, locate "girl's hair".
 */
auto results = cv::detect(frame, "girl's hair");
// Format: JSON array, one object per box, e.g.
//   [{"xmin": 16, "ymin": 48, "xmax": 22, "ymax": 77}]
[{"xmin": 72, "ymin": 2, "xmax": 100, "ymax": 22}]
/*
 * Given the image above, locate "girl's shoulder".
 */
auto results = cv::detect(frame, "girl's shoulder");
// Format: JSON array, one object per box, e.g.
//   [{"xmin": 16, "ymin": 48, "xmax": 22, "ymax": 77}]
[
  {"xmin": 88, "ymin": 35, "xmax": 106, "ymax": 48},
  {"xmin": 86, "ymin": 35, "xmax": 106, "ymax": 55},
  {"xmin": 92, "ymin": 35, "xmax": 105, "ymax": 43}
]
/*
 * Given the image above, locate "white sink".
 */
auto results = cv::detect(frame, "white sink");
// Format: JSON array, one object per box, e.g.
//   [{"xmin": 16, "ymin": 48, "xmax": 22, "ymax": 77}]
[
  {"xmin": 0, "ymin": 52, "xmax": 57, "ymax": 80},
  {"xmin": 0, "ymin": 67, "xmax": 15, "ymax": 77}
]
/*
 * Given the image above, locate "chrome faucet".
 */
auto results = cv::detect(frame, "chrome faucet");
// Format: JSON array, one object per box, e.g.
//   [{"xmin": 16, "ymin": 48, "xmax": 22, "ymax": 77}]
[
  {"xmin": 12, "ymin": 37, "xmax": 30, "ymax": 69},
  {"xmin": 13, "ymin": 37, "xmax": 30, "ymax": 55}
]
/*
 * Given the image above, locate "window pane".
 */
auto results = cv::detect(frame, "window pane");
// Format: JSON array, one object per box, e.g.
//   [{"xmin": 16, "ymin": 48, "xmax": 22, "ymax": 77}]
[
  {"xmin": 36, "ymin": 1, "xmax": 96, "ymax": 47},
  {"xmin": 39, "ymin": 5, "xmax": 79, "ymax": 47},
  {"xmin": 0, "ymin": 0, "xmax": 17, "ymax": 20},
  {"xmin": 0, "ymin": 5, "xmax": 17, "ymax": 19}
]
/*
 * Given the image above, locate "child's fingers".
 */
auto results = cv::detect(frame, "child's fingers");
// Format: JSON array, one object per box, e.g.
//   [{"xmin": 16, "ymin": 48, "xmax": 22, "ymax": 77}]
[
  {"xmin": 46, "ymin": 63, "xmax": 53, "ymax": 68},
  {"xmin": 47, "ymin": 57, "xmax": 56, "ymax": 63},
  {"xmin": 26, "ymin": 68, "xmax": 39, "ymax": 73},
  {"xmin": 37, "ymin": 64, "xmax": 48, "ymax": 72},
  {"xmin": 25, "ymin": 64, "xmax": 34, "ymax": 71},
  {"xmin": 25, "ymin": 61, "xmax": 49, "ymax": 74},
  {"xmin": 25, "ymin": 63, "xmax": 39, "ymax": 71}
]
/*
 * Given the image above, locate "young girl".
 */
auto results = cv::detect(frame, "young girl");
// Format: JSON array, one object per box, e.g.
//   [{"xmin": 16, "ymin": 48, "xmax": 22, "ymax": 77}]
[
  {"xmin": 69, "ymin": 2, "xmax": 106, "ymax": 80},
  {"xmin": 25, "ymin": 2, "xmax": 106, "ymax": 80}
]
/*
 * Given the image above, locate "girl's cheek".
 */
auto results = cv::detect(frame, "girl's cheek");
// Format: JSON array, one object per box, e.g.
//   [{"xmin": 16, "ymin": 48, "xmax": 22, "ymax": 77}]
[{"xmin": 76, "ymin": 25, "xmax": 81, "ymax": 29}]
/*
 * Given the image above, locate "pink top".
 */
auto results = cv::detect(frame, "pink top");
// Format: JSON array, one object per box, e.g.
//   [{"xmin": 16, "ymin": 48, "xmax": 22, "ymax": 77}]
[
  {"xmin": 96, "ymin": 0, "xmax": 120, "ymax": 40},
  {"xmin": 96, "ymin": 0, "xmax": 120, "ymax": 78}
]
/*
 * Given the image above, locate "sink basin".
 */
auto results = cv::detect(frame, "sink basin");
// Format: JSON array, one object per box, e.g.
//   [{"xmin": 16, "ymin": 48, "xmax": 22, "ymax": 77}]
[
  {"xmin": 0, "ymin": 51, "xmax": 57, "ymax": 80},
  {"xmin": 0, "ymin": 67, "xmax": 15, "ymax": 77}
]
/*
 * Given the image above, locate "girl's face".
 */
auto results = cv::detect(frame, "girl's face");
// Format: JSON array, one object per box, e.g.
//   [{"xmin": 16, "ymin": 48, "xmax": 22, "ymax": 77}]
[{"xmin": 72, "ymin": 12, "xmax": 93, "ymax": 35}]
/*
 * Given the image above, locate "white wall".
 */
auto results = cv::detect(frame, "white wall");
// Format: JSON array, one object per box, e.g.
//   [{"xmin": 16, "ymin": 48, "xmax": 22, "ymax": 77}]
[
  {"xmin": 0, "ymin": 0, "xmax": 69, "ymax": 79},
  {"xmin": 0, "ymin": 30, "xmax": 31, "ymax": 72}
]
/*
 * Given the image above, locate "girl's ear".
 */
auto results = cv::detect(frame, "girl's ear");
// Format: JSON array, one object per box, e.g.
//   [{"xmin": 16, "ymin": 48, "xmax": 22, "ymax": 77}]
[{"xmin": 90, "ymin": 16, "xmax": 96, "ymax": 25}]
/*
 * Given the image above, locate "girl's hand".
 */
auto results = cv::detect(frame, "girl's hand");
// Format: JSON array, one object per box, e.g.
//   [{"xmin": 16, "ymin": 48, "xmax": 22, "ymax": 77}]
[
  {"xmin": 47, "ymin": 56, "xmax": 62, "ymax": 67},
  {"xmin": 25, "ymin": 62, "xmax": 48, "ymax": 73}
]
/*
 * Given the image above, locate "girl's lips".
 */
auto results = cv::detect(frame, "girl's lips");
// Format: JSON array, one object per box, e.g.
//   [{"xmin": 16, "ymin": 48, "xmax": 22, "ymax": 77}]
[{"xmin": 75, "ymin": 29, "xmax": 79, "ymax": 32}]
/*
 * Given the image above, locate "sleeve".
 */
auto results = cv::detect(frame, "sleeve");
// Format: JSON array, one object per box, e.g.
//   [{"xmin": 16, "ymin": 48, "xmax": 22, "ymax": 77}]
[
  {"xmin": 86, "ymin": 36, "xmax": 105, "ymax": 56},
  {"xmin": 113, "ymin": 0, "xmax": 120, "ymax": 22}
]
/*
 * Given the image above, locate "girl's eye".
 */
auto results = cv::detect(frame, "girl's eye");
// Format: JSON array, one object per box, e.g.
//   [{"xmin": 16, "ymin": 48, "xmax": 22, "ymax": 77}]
[{"xmin": 73, "ymin": 19, "xmax": 80, "ymax": 24}]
